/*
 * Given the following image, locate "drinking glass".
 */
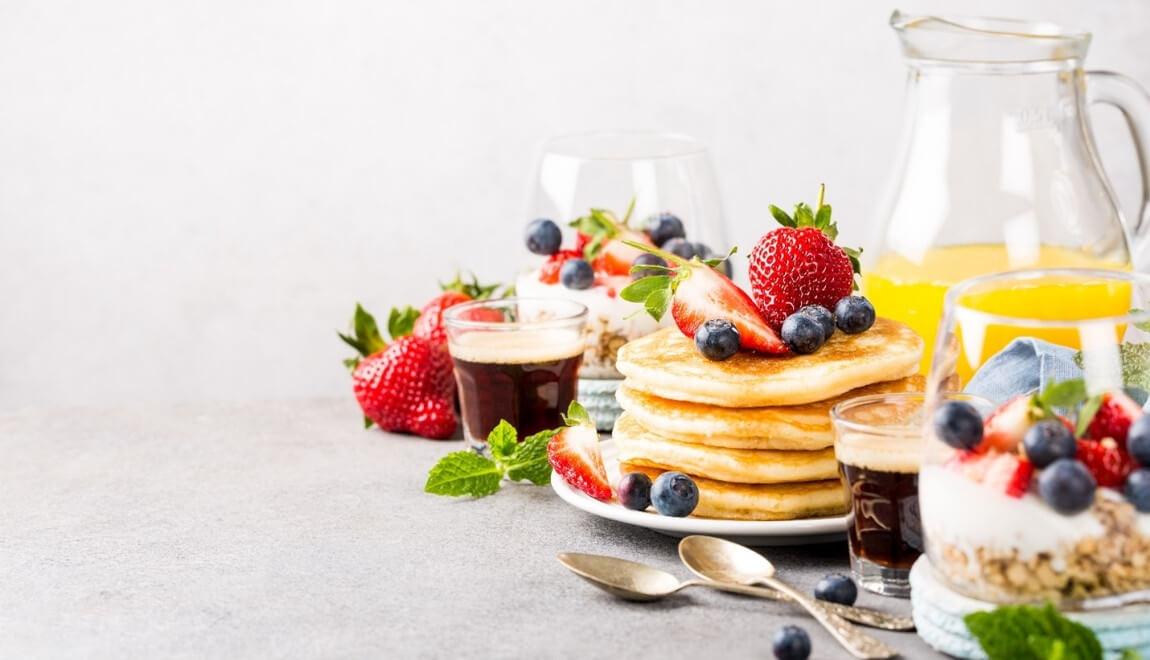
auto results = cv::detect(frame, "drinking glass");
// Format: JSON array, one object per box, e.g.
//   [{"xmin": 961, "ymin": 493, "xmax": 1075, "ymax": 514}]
[
  {"xmin": 922, "ymin": 268, "xmax": 1150, "ymax": 607},
  {"xmin": 444, "ymin": 297, "xmax": 587, "ymax": 451},
  {"xmin": 520, "ymin": 130, "xmax": 729, "ymax": 429},
  {"xmin": 832, "ymin": 392, "xmax": 991, "ymax": 597}
]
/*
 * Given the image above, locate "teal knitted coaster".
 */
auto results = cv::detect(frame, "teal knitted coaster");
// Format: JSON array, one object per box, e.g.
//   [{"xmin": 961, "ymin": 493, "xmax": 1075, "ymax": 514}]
[
  {"xmin": 577, "ymin": 378, "xmax": 623, "ymax": 432},
  {"xmin": 910, "ymin": 558, "xmax": 1150, "ymax": 659}
]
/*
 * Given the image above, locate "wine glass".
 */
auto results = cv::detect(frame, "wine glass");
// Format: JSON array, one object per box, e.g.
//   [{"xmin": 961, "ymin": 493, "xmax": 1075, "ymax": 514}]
[
  {"xmin": 518, "ymin": 131, "xmax": 729, "ymax": 430},
  {"xmin": 921, "ymin": 268, "xmax": 1150, "ymax": 609}
]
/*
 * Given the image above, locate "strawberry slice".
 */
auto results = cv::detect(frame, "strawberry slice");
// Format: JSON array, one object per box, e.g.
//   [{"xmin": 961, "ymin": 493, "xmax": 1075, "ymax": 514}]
[
  {"xmin": 984, "ymin": 453, "xmax": 1034, "ymax": 498},
  {"xmin": 1082, "ymin": 391, "xmax": 1143, "ymax": 444},
  {"xmin": 547, "ymin": 422, "xmax": 612, "ymax": 501},
  {"xmin": 980, "ymin": 395, "xmax": 1038, "ymax": 453},
  {"xmin": 619, "ymin": 242, "xmax": 787, "ymax": 355},
  {"xmin": 597, "ymin": 230, "xmax": 654, "ymax": 276},
  {"xmin": 1076, "ymin": 438, "xmax": 1136, "ymax": 489}
]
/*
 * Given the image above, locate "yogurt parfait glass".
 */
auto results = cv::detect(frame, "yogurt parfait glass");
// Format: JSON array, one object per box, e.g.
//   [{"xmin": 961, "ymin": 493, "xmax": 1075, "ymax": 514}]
[
  {"xmin": 921, "ymin": 268, "xmax": 1150, "ymax": 607},
  {"xmin": 518, "ymin": 131, "xmax": 729, "ymax": 429}
]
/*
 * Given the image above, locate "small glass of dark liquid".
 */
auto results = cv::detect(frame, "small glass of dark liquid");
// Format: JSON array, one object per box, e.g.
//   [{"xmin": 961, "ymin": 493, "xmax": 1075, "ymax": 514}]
[
  {"xmin": 444, "ymin": 298, "xmax": 587, "ymax": 450},
  {"xmin": 831, "ymin": 392, "xmax": 989, "ymax": 597}
]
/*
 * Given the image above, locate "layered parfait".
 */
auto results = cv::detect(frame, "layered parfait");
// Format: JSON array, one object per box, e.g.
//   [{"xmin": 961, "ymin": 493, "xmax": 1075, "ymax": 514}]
[
  {"xmin": 518, "ymin": 203, "xmax": 727, "ymax": 378},
  {"xmin": 924, "ymin": 384, "xmax": 1150, "ymax": 604}
]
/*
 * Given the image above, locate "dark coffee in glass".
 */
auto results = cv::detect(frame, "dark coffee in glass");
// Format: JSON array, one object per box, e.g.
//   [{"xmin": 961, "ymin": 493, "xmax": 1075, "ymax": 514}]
[{"xmin": 445, "ymin": 298, "xmax": 587, "ymax": 449}]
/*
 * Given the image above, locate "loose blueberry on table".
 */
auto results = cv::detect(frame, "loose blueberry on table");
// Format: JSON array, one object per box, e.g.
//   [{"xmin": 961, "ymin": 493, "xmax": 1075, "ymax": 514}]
[
  {"xmin": 771, "ymin": 625, "xmax": 811, "ymax": 660},
  {"xmin": 650, "ymin": 471, "xmax": 699, "ymax": 517},
  {"xmin": 813, "ymin": 573, "xmax": 858, "ymax": 606}
]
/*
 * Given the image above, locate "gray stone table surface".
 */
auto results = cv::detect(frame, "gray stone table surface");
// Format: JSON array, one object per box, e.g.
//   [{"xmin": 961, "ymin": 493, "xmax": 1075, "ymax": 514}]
[{"xmin": 0, "ymin": 399, "xmax": 943, "ymax": 659}]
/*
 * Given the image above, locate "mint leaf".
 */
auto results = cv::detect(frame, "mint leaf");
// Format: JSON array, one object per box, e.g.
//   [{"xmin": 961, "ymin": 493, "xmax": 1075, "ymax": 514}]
[
  {"xmin": 1037, "ymin": 378, "xmax": 1087, "ymax": 413},
  {"xmin": 563, "ymin": 400, "xmax": 593, "ymax": 427},
  {"xmin": 486, "ymin": 420, "xmax": 518, "ymax": 462},
  {"xmin": 503, "ymin": 429, "xmax": 555, "ymax": 485},
  {"xmin": 965, "ymin": 604, "xmax": 1102, "ymax": 660},
  {"xmin": 620, "ymin": 275, "xmax": 669, "ymax": 303},
  {"xmin": 644, "ymin": 288, "xmax": 671, "ymax": 321},
  {"xmin": 387, "ymin": 305, "xmax": 420, "ymax": 340},
  {"xmin": 425, "ymin": 451, "xmax": 504, "ymax": 498},
  {"xmin": 1077, "ymin": 394, "xmax": 1104, "ymax": 437}
]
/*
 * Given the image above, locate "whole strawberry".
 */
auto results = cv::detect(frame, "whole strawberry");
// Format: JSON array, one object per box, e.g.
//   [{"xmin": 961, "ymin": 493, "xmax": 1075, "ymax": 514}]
[
  {"xmin": 748, "ymin": 186, "xmax": 862, "ymax": 330},
  {"xmin": 340, "ymin": 303, "xmax": 457, "ymax": 439},
  {"xmin": 412, "ymin": 273, "xmax": 501, "ymax": 346}
]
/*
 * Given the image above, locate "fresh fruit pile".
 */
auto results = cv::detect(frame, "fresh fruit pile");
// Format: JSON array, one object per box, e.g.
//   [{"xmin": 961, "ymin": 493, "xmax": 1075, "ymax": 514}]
[
  {"xmin": 933, "ymin": 380, "xmax": 1150, "ymax": 515},
  {"xmin": 338, "ymin": 273, "xmax": 499, "ymax": 439},
  {"xmin": 620, "ymin": 185, "xmax": 878, "ymax": 361},
  {"xmin": 525, "ymin": 202, "xmax": 728, "ymax": 296}
]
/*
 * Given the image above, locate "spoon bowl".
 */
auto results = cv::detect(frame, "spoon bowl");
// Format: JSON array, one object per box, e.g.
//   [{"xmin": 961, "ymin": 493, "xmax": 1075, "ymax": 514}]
[
  {"xmin": 557, "ymin": 552, "xmax": 684, "ymax": 601},
  {"xmin": 678, "ymin": 534, "xmax": 778, "ymax": 584}
]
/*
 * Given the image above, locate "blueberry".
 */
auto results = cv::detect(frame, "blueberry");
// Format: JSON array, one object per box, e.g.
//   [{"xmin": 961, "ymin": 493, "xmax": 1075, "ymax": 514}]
[
  {"xmin": 1023, "ymin": 420, "xmax": 1077, "ymax": 468},
  {"xmin": 1128, "ymin": 415, "xmax": 1150, "ymax": 466},
  {"xmin": 1038, "ymin": 459, "xmax": 1097, "ymax": 515},
  {"xmin": 559, "ymin": 258, "xmax": 594, "ymax": 290},
  {"xmin": 694, "ymin": 319, "xmax": 740, "ymax": 361},
  {"xmin": 797, "ymin": 305, "xmax": 835, "ymax": 342},
  {"xmin": 932, "ymin": 401, "xmax": 984, "ymax": 451},
  {"xmin": 662, "ymin": 237, "xmax": 699, "ymax": 260},
  {"xmin": 617, "ymin": 472, "xmax": 652, "ymax": 511},
  {"xmin": 781, "ymin": 313, "xmax": 825, "ymax": 355},
  {"xmin": 772, "ymin": 625, "xmax": 811, "ymax": 660},
  {"xmin": 650, "ymin": 472, "xmax": 699, "ymax": 517},
  {"xmin": 631, "ymin": 253, "xmax": 668, "ymax": 281},
  {"xmin": 644, "ymin": 212, "xmax": 685, "ymax": 247},
  {"xmin": 814, "ymin": 573, "xmax": 858, "ymax": 606},
  {"xmin": 525, "ymin": 218, "xmax": 562, "ymax": 255},
  {"xmin": 1125, "ymin": 469, "xmax": 1150, "ymax": 513},
  {"xmin": 834, "ymin": 296, "xmax": 876, "ymax": 334}
]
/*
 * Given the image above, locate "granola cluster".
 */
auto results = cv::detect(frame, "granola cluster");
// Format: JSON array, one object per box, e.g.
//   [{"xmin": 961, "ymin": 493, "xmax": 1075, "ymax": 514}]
[
  {"xmin": 581, "ymin": 316, "xmax": 629, "ymax": 377},
  {"xmin": 932, "ymin": 497, "xmax": 1150, "ymax": 603}
]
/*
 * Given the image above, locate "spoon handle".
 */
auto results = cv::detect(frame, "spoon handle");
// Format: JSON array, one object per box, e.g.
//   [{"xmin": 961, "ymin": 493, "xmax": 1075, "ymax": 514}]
[
  {"xmin": 681, "ymin": 580, "xmax": 913, "ymax": 631},
  {"xmin": 759, "ymin": 576, "xmax": 899, "ymax": 660}
]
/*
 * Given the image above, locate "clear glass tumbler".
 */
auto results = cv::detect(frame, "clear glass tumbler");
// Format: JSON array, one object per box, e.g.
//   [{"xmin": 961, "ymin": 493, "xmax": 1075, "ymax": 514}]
[{"xmin": 444, "ymin": 297, "xmax": 587, "ymax": 450}]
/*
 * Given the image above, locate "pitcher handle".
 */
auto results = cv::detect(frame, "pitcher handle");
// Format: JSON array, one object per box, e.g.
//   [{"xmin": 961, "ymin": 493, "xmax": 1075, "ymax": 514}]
[{"xmin": 1087, "ymin": 70, "xmax": 1150, "ymax": 243}]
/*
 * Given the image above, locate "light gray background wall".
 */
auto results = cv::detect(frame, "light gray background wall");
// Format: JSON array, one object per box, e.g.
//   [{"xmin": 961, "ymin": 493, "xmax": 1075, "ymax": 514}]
[{"xmin": 1, "ymin": 0, "xmax": 1148, "ymax": 410}]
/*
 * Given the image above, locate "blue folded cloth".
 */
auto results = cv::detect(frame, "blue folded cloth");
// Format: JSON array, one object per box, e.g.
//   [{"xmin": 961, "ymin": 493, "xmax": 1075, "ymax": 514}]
[{"xmin": 964, "ymin": 338, "xmax": 1083, "ymax": 405}]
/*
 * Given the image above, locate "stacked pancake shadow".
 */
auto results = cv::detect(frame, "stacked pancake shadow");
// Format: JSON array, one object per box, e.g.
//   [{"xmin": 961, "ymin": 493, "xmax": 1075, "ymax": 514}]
[{"xmin": 613, "ymin": 319, "xmax": 924, "ymax": 520}]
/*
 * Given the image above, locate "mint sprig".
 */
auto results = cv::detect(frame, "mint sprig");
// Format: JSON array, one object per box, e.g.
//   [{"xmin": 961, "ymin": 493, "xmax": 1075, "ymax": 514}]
[
  {"xmin": 425, "ymin": 408, "xmax": 578, "ymax": 498},
  {"xmin": 964, "ymin": 603, "xmax": 1103, "ymax": 660}
]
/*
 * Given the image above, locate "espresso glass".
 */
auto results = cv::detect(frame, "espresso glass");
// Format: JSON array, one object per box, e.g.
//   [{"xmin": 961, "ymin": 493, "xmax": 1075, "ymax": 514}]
[
  {"xmin": 444, "ymin": 298, "xmax": 587, "ymax": 450},
  {"xmin": 831, "ymin": 392, "xmax": 989, "ymax": 597}
]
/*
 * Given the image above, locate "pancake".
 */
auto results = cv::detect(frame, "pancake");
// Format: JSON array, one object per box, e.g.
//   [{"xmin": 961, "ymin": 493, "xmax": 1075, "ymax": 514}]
[
  {"xmin": 620, "ymin": 462, "xmax": 848, "ymax": 520},
  {"xmin": 616, "ymin": 375, "xmax": 925, "ymax": 450},
  {"xmin": 613, "ymin": 413, "xmax": 839, "ymax": 484},
  {"xmin": 615, "ymin": 318, "xmax": 923, "ymax": 407}
]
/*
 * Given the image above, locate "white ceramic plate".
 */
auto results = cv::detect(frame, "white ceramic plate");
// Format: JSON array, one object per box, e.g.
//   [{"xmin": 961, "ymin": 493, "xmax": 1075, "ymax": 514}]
[{"xmin": 551, "ymin": 439, "xmax": 849, "ymax": 546}]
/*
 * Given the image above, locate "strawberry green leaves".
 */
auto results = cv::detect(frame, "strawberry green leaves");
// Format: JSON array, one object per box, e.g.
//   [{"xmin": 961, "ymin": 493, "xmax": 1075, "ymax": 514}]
[
  {"xmin": 424, "ymin": 415, "xmax": 565, "ymax": 498},
  {"xmin": 767, "ymin": 184, "xmax": 862, "ymax": 286},
  {"xmin": 568, "ymin": 199, "xmax": 636, "ymax": 262},
  {"xmin": 387, "ymin": 306, "xmax": 420, "ymax": 340},
  {"xmin": 561, "ymin": 400, "xmax": 594, "ymax": 428},
  {"xmin": 440, "ymin": 271, "xmax": 501, "ymax": 300}
]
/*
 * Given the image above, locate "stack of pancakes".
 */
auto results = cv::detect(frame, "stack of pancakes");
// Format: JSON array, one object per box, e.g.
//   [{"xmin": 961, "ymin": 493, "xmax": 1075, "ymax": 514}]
[{"xmin": 613, "ymin": 318, "xmax": 924, "ymax": 521}]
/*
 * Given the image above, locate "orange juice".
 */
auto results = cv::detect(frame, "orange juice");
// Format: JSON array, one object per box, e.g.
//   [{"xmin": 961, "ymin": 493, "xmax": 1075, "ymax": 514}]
[{"xmin": 864, "ymin": 245, "xmax": 1130, "ymax": 379}]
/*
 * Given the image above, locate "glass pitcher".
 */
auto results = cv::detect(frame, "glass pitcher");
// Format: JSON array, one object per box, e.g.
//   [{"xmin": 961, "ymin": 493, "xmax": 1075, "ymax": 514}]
[{"xmin": 864, "ymin": 11, "xmax": 1150, "ymax": 378}]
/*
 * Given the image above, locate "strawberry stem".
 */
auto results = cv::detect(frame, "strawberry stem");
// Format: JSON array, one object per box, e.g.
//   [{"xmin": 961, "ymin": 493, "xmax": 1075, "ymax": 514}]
[
  {"xmin": 621, "ymin": 239, "xmax": 691, "ymax": 269},
  {"xmin": 816, "ymin": 183, "xmax": 826, "ymax": 211}
]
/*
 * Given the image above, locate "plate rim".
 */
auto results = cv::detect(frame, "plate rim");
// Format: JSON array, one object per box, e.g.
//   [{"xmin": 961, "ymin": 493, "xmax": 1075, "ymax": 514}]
[{"xmin": 550, "ymin": 438, "xmax": 849, "ymax": 537}]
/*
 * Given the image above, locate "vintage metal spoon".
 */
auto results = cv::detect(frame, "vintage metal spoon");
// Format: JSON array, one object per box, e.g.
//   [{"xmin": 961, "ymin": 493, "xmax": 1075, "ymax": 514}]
[
  {"xmin": 677, "ymin": 536, "xmax": 899, "ymax": 659},
  {"xmin": 556, "ymin": 552, "xmax": 913, "ymax": 631}
]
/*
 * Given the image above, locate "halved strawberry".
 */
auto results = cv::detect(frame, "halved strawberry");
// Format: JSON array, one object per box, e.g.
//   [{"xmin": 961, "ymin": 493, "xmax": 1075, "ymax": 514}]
[
  {"xmin": 980, "ymin": 395, "xmax": 1039, "ymax": 453},
  {"xmin": 619, "ymin": 241, "xmax": 787, "ymax": 354},
  {"xmin": 1076, "ymin": 438, "xmax": 1136, "ymax": 489},
  {"xmin": 1082, "ymin": 391, "xmax": 1143, "ymax": 444},
  {"xmin": 597, "ymin": 230, "xmax": 654, "ymax": 276},
  {"xmin": 983, "ymin": 453, "xmax": 1034, "ymax": 498},
  {"xmin": 547, "ymin": 416, "xmax": 611, "ymax": 501}
]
